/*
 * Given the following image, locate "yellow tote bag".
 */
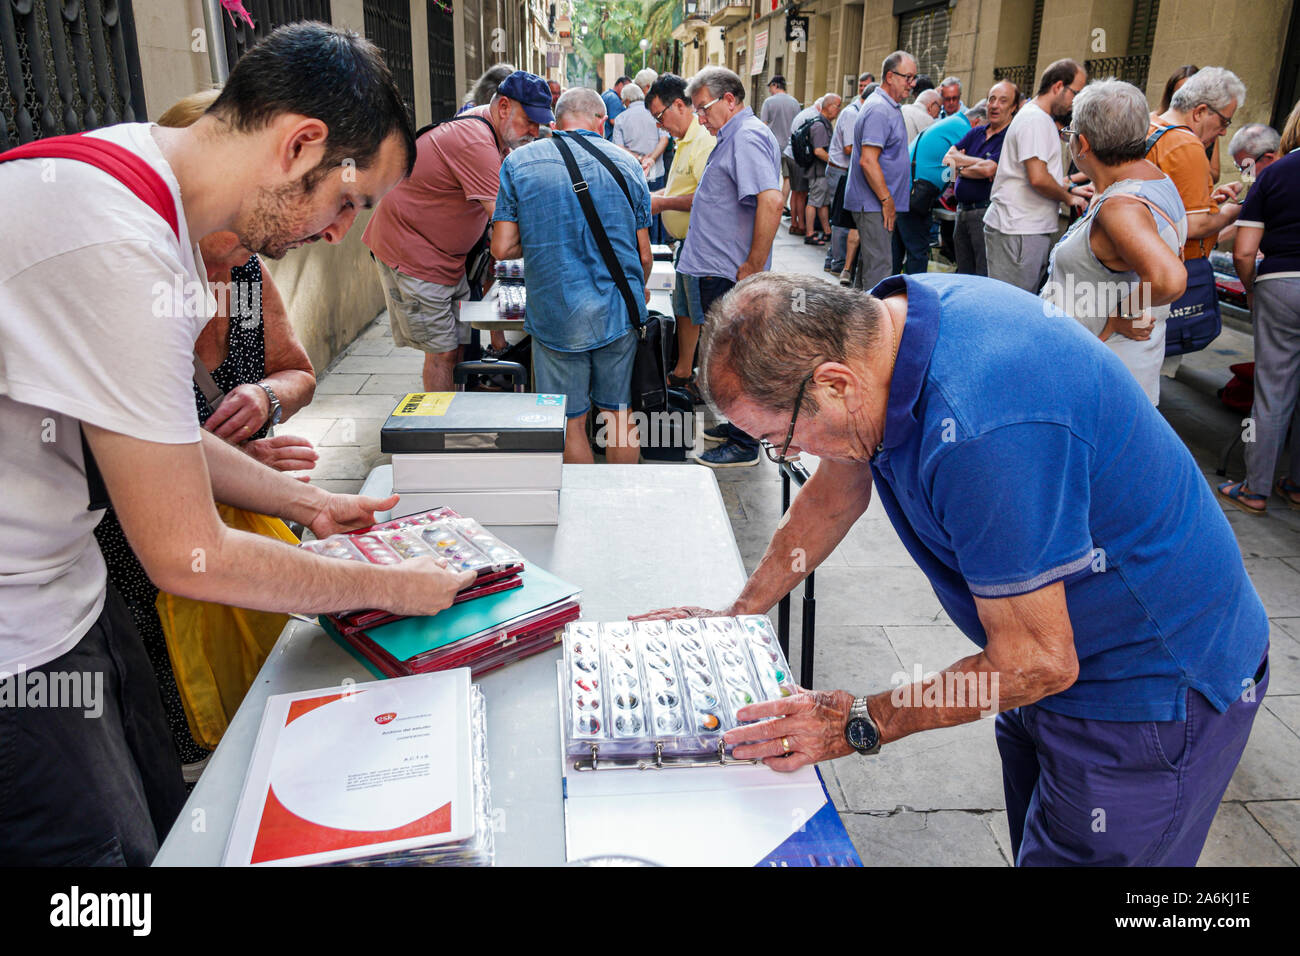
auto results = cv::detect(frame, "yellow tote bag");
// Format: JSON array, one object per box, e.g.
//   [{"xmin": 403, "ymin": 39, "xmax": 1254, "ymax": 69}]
[{"xmin": 156, "ymin": 504, "xmax": 300, "ymax": 751}]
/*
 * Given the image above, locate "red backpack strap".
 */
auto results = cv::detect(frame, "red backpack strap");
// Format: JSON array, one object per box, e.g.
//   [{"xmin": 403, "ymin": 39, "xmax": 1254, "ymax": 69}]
[{"xmin": 0, "ymin": 132, "xmax": 180, "ymax": 240}]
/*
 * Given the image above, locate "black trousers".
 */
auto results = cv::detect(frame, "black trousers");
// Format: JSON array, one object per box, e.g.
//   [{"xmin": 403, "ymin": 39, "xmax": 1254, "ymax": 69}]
[{"xmin": 0, "ymin": 585, "xmax": 186, "ymax": 865}]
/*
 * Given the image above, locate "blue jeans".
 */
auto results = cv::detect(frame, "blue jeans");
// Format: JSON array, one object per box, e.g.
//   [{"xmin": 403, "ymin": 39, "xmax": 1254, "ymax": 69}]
[
  {"xmin": 995, "ymin": 653, "xmax": 1268, "ymax": 865},
  {"xmin": 697, "ymin": 275, "xmax": 758, "ymax": 453},
  {"xmin": 532, "ymin": 330, "xmax": 638, "ymax": 418}
]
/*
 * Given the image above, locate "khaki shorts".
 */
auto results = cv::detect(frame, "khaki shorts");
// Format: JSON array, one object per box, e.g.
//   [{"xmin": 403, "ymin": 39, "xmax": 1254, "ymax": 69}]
[{"xmin": 373, "ymin": 257, "xmax": 471, "ymax": 353}]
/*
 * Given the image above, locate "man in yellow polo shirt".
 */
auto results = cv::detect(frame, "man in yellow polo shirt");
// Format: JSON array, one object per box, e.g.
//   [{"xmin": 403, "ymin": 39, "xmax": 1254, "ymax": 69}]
[{"xmin": 647, "ymin": 73, "xmax": 717, "ymax": 392}]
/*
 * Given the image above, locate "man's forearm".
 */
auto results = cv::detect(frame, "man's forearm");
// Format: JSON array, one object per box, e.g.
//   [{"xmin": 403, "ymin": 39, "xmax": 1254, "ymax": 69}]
[
  {"xmin": 729, "ymin": 463, "xmax": 872, "ymax": 615},
  {"xmin": 859, "ymin": 154, "xmax": 890, "ymax": 201},
  {"xmin": 651, "ymin": 192, "xmax": 694, "ymax": 214},
  {"xmin": 202, "ymin": 429, "xmax": 329, "ymax": 526},
  {"xmin": 1188, "ymin": 205, "xmax": 1240, "ymax": 240},
  {"xmin": 744, "ymin": 190, "xmax": 784, "ymax": 271}
]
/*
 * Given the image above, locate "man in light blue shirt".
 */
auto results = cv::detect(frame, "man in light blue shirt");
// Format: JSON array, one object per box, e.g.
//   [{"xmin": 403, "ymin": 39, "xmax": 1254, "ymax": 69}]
[
  {"xmin": 893, "ymin": 109, "xmax": 973, "ymax": 274},
  {"xmin": 677, "ymin": 65, "xmax": 782, "ymax": 468},
  {"xmin": 844, "ymin": 51, "xmax": 917, "ymax": 289},
  {"xmin": 492, "ymin": 88, "xmax": 651, "ymax": 465}
]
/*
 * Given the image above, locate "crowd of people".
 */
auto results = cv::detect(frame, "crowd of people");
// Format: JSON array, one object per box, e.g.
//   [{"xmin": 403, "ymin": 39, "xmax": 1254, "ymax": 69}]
[{"xmin": 1, "ymin": 17, "xmax": 1297, "ymax": 868}]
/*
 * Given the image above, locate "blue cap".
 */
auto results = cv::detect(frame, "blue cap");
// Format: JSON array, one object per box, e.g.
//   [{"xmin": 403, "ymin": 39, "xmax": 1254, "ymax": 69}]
[{"xmin": 496, "ymin": 70, "xmax": 555, "ymax": 125}]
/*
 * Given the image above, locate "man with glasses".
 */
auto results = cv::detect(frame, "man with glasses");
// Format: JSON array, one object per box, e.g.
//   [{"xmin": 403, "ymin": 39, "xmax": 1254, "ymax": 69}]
[
  {"xmin": 938, "ymin": 77, "xmax": 967, "ymax": 119},
  {"xmin": 647, "ymin": 74, "xmax": 718, "ymax": 393},
  {"xmin": 1148, "ymin": 67, "xmax": 1249, "ymax": 263},
  {"xmin": 636, "ymin": 271, "xmax": 1269, "ymax": 866},
  {"xmin": 677, "ymin": 66, "xmax": 783, "ymax": 468},
  {"xmin": 982, "ymin": 59, "xmax": 1089, "ymax": 292},
  {"xmin": 844, "ymin": 50, "xmax": 918, "ymax": 291},
  {"xmin": 1228, "ymin": 123, "xmax": 1281, "ymax": 180}
]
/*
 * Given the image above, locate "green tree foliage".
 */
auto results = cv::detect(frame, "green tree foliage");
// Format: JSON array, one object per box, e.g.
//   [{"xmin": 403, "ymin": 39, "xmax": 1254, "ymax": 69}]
[{"xmin": 568, "ymin": 0, "xmax": 681, "ymax": 88}]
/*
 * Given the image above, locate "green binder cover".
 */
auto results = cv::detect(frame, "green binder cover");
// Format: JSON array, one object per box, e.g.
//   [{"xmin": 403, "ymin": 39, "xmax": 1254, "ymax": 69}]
[{"xmin": 352, "ymin": 564, "xmax": 581, "ymax": 663}]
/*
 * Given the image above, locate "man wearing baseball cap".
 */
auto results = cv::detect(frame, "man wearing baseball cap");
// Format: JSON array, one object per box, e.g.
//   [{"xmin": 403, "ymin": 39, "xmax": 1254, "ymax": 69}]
[{"xmin": 365, "ymin": 70, "xmax": 554, "ymax": 390}]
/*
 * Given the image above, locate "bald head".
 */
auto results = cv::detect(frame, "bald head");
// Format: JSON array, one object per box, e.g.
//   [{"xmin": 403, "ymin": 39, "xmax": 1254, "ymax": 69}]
[{"xmin": 916, "ymin": 88, "xmax": 941, "ymax": 118}]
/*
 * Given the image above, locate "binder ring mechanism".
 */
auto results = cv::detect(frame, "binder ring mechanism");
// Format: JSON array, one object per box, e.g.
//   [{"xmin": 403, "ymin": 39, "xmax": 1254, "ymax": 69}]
[{"xmin": 573, "ymin": 741, "xmax": 761, "ymax": 772}]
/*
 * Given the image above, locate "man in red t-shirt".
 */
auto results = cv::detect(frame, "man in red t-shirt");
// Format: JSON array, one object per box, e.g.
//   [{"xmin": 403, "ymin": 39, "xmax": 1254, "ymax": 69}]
[{"xmin": 364, "ymin": 71, "xmax": 555, "ymax": 390}]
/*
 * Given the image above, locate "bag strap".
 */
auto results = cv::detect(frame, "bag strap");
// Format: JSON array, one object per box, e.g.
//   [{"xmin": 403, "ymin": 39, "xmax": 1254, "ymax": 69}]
[
  {"xmin": 1143, "ymin": 124, "xmax": 1193, "ymax": 156},
  {"xmin": 415, "ymin": 113, "xmax": 501, "ymax": 152},
  {"xmin": 560, "ymin": 128, "xmax": 637, "ymax": 210},
  {"xmin": 1090, "ymin": 191, "xmax": 1186, "ymax": 262},
  {"xmin": 192, "ymin": 355, "xmax": 225, "ymax": 414},
  {"xmin": 0, "ymin": 133, "xmax": 179, "ymax": 239},
  {"xmin": 551, "ymin": 132, "xmax": 646, "ymax": 336}
]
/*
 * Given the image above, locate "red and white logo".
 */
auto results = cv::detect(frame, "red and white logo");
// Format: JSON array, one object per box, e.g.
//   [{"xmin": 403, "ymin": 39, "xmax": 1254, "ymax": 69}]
[{"xmin": 375, "ymin": 712, "xmax": 396, "ymax": 725}]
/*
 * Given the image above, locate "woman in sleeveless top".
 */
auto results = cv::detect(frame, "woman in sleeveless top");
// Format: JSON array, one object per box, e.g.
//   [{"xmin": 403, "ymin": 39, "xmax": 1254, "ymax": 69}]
[{"xmin": 1041, "ymin": 80, "xmax": 1189, "ymax": 404}]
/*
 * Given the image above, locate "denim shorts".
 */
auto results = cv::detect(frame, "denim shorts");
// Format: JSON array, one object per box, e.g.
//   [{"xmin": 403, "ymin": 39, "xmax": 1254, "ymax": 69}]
[
  {"xmin": 672, "ymin": 268, "xmax": 705, "ymax": 325},
  {"xmin": 532, "ymin": 330, "xmax": 638, "ymax": 418}
]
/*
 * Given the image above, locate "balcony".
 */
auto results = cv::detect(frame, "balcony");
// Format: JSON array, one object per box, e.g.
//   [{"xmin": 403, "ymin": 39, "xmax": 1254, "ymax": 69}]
[
  {"xmin": 702, "ymin": 0, "xmax": 750, "ymax": 28},
  {"xmin": 1084, "ymin": 54, "xmax": 1152, "ymax": 94},
  {"xmin": 992, "ymin": 64, "xmax": 1034, "ymax": 94},
  {"xmin": 673, "ymin": 1, "xmax": 711, "ymax": 41}
]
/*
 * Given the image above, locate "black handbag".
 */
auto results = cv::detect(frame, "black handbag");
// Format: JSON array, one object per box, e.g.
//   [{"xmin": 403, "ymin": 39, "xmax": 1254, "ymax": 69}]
[
  {"xmin": 907, "ymin": 124, "xmax": 941, "ymax": 214},
  {"xmin": 551, "ymin": 132, "xmax": 670, "ymax": 414}
]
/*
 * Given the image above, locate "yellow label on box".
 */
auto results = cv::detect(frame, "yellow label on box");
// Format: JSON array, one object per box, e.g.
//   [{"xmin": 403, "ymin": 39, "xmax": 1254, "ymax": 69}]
[{"xmin": 392, "ymin": 392, "xmax": 456, "ymax": 417}]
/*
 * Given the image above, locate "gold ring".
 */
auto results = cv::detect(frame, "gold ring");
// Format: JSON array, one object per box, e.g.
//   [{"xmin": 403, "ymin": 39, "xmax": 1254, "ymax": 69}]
[{"xmin": 782, "ymin": 736, "xmax": 792, "ymax": 753}]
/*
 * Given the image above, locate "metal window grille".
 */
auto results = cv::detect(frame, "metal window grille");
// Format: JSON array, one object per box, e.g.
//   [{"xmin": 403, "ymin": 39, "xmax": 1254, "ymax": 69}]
[
  {"xmin": 219, "ymin": 0, "xmax": 333, "ymax": 69},
  {"xmin": 428, "ymin": 0, "xmax": 456, "ymax": 122},
  {"xmin": 897, "ymin": 6, "xmax": 950, "ymax": 85},
  {"xmin": 363, "ymin": 0, "xmax": 416, "ymax": 126},
  {"xmin": 0, "ymin": 0, "xmax": 148, "ymax": 149}
]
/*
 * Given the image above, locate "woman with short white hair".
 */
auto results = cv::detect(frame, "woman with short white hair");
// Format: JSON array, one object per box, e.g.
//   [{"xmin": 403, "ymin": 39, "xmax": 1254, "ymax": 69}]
[{"xmin": 1041, "ymin": 79, "xmax": 1189, "ymax": 404}]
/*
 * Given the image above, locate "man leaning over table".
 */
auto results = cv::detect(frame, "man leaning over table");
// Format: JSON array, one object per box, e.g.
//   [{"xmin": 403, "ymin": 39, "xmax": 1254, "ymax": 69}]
[
  {"xmin": 676, "ymin": 66, "xmax": 784, "ymax": 470},
  {"xmin": 637, "ymin": 271, "xmax": 1269, "ymax": 866},
  {"xmin": 0, "ymin": 23, "xmax": 476, "ymax": 867},
  {"xmin": 647, "ymin": 73, "xmax": 717, "ymax": 397}
]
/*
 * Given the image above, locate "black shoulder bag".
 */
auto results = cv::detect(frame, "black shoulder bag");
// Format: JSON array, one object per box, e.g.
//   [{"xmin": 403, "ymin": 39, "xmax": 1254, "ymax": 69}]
[{"xmin": 550, "ymin": 131, "xmax": 669, "ymax": 413}]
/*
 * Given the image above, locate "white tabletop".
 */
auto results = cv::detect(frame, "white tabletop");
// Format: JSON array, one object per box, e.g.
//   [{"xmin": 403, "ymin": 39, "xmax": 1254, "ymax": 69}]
[{"xmin": 154, "ymin": 464, "xmax": 746, "ymax": 866}]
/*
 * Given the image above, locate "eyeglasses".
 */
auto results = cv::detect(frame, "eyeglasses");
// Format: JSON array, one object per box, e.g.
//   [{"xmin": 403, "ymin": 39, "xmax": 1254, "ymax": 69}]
[
  {"xmin": 888, "ymin": 70, "xmax": 918, "ymax": 84},
  {"xmin": 1064, "ymin": 84, "xmax": 1084, "ymax": 96},
  {"xmin": 693, "ymin": 97, "xmax": 720, "ymax": 116},
  {"xmin": 651, "ymin": 102, "xmax": 671, "ymax": 123},
  {"xmin": 763, "ymin": 373, "xmax": 814, "ymax": 465},
  {"xmin": 1234, "ymin": 156, "xmax": 1256, "ymax": 173},
  {"xmin": 1059, "ymin": 126, "xmax": 1076, "ymax": 143},
  {"xmin": 1207, "ymin": 104, "xmax": 1233, "ymax": 129}
]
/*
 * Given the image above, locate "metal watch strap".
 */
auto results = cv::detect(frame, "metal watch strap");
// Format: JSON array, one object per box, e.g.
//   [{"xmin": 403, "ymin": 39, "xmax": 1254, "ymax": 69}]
[
  {"xmin": 849, "ymin": 695, "xmax": 881, "ymax": 755},
  {"xmin": 257, "ymin": 382, "xmax": 280, "ymax": 423}
]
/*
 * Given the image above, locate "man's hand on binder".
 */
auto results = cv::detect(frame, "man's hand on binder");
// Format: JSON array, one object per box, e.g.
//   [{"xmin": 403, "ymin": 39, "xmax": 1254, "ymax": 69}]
[
  {"xmin": 723, "ymin": 689, "xmax": 857, "ymax": 771},
  {"xmin": 385, "ymin": 556, "xmax": 477, "ymax": 617}
]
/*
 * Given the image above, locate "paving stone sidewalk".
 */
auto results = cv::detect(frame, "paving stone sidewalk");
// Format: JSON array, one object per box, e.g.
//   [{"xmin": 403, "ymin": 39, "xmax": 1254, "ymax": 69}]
[{"xmin": 295, "ymin": 227, "xmax": 1299, "ymax": 867}]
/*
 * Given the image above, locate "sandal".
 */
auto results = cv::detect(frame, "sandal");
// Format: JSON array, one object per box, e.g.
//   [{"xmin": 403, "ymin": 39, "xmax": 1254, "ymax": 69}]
[
  {"xmin": 1276, "ymin": 476, "xmax": 1300, "ymax": 511},
  {"xmin": 1217, "ymin": 479, "xmax": 1268, "ymax": 515}
]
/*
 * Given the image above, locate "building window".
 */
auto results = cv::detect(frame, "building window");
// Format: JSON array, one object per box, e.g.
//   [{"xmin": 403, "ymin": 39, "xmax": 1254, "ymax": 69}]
[
  {"xmin": 218, "ymin": 1, "xmax": 334, "ymax": 70},
  {"xmin": 363, "ymin": 1, "xmax": 416, "ymax": 126}
]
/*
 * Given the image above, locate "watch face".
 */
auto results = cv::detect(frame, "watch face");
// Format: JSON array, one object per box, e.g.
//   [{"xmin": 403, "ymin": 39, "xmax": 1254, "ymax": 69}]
[
  {"xmin": 271, "ymin": 404, "xmax": 282, "ymax": 425},
  {"xmin": 846, "ymin": 716, "xmax": 879, "ymax": 753}
]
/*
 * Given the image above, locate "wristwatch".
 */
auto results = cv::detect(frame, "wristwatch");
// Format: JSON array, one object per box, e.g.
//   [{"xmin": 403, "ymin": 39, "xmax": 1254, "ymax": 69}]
[
  {"xmin": 844, "ymin": 695, "xmax": 882, "ymax": 755},
  {"xmin": 257, "ymin": 382, "xmax": 282, "ymax": 426}
]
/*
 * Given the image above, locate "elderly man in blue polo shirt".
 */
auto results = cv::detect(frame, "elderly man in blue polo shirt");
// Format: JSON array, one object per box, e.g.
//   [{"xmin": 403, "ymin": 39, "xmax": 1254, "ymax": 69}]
[
  {"xmin": 845, "ymin": 51, "xmax": 917, "ymax": 290},
  {"xmin": 678, "ymin": 65, "xmax": 783, "ymax": 469},
  {"xmin": 641, "ymin": 272, "xmax": 1271, "ymax": 866}
]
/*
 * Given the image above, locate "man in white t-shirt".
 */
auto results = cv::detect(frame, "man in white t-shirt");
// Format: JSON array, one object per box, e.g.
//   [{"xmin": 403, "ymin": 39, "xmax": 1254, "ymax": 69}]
[
  {"xmin": 0, "ymin": 23, "xmax": 474, "ymax": 866},
  {"xmin": 983, "ymin": 59, "xmax": 1091, "ymax": 292}
]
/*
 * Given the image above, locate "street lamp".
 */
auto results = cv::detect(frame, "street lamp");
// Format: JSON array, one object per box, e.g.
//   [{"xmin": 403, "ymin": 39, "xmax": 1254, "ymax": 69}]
[
  {"xmin": 639, "ymin": 37, "xmax": 649, "ymax": 69},
  {"xmin": 580, "ymin": 20, "xmax": 588, "ymax": 37}
]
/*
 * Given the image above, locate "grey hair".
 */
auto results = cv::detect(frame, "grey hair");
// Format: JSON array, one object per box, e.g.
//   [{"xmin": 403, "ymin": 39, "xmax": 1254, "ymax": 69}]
[
  {"xmin": 1228, "ymin": 123, "xmax": 1281, "ymax": 159},
  {"xmin": 966, "ymin": 102, "xmax": 988, "ymax": 122},
  {"xmin": 1171, "ymin": 66, "xmax": 1246, "ymax": 114},
  {"xmin": 621, "ymin": 82, "xmax": 644, "ymax": 104},
  {"xmin": 822, "ymin": 92, "xmax": 841, "ymax": 104},
  {"xmin": 940, "ymin": 76, "xmax": 962, "ymax": 90},
  {"xmin": 469, "ymin": 63, "xmax": 516, "ymax": 106},
  {"xmin": 555, "ymin": 87, "xmax": 606, "ymax": 124},
  {"xmin": 858, "ymin": 72, "xmax": 873, "ymax": 84},
  {"xmin": 1072, "ymin": 79, "xmax": 1154, "ymax": 165},
  {"xmin": 634, "ymin": 68, "xmax": 658, "ymax": 89},
  {"xmin": 701, "ymin": 273, "xmax": 884, "ymax": 415},
  {"xmin": 686, "ymin": 66, "xmax": 746, "ymax": 102},
  {"xmin": 881, "ymin": 50, "xmax": 914, "ymax": 78},
  {"xmin": 916, "ymin": 89, "xmax": 941, "ymax": 108}
]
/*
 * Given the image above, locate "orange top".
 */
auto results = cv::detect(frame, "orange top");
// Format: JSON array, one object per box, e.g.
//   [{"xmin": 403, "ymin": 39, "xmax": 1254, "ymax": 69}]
[
  {"xmin": 363, "ymin": 106, "xmax": 507, "ymax": 284},
  {"xmin": 1146, "ymin": 122, "xmax": 1217, "ymax": 259}
]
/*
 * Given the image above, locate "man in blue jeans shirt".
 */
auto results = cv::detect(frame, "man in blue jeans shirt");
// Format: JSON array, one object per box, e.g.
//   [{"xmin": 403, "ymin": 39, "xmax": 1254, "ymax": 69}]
[
  {"xmin": 492, "ymin": 88, "xmax": 651, "ymax": 464},
  {"xmin": 677, "ymin": 66, "xmax": 783, "ymax": 468},
  {"xmin": 643, "ymin": 271, "xmax": 1270, "ymax": 865}
]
